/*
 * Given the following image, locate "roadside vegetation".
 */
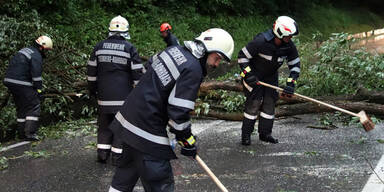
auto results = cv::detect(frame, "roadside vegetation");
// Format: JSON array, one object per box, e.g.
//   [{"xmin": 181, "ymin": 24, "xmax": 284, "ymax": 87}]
[{"xmin": 0, "ymin": 0, "xmax": 383, "ymax": 141}]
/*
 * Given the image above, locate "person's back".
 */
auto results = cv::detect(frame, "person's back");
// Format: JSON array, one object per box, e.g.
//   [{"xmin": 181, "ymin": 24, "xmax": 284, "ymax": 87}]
[
  {"xmin": 111, "ymin": 45, "xmax": 203, "ymax": 160},
  {"xmin": 87, "ymin": 15, "xmax": 144, "ymax": 165},
  {"xmin": 108, "ymin": 28, "xmax": 234, "ymax": 192}
]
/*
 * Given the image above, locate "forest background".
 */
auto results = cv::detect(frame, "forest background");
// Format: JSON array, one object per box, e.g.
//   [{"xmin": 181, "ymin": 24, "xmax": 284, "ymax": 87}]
[{"xmin": 0, "ymin": 0, "xmax": 383, "ymax": 140}]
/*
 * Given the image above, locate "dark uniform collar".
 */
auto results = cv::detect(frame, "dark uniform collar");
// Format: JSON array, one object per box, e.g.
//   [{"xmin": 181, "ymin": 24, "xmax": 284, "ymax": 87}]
[
  {"xmin": 262, "ymin": 29, "xmax": 275, "ymax": 41},
  {"xmin": 108, "ymin": 35, "xmax": 126, "ymax": 40}
]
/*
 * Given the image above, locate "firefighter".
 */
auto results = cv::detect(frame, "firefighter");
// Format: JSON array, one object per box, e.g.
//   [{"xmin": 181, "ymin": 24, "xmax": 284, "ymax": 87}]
[
  {"xmin": 108, "ymin": 28, "xmax": 234, "ymax": 192},
  {"xmin": 3, "ymin": 35, "xmax": 53, "ymax": 141},
  {"xmin": 87, "ymin": 15, "xmax": 144, "ymax": 165},
  {"xmin": 238, "ymin": 16, "xmax": 301, "ymax": 145},
  {"xmin": 160, "ymin": 22, "xmax": 180, "ymax": 47}
]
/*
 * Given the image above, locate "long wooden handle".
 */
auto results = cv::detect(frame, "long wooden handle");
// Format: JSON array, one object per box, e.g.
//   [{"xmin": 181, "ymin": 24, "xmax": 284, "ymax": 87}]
[
  {"xmin": 258, "ymin": 81, "xmax": 360, "ymax": 118},
  {"xmin": 195, "ymin": 155, "xmax": 229, "ymax": 192}
]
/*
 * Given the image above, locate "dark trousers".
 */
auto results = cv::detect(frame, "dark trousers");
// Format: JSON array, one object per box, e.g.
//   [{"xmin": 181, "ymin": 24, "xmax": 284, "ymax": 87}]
[
  {"xmin": 110, "ymin": 144, "xmax": 174, "ymax": 192},
  {"xmin": 98, "ymin": 113, "xmax": 123, "ymax": 154},
  {"xmin": 5, "ymin": 83, "xmax": 40, "ymax": 137},
  {"xmin": 242, "ymin": 72, "xmax": 279, "ymax": 136}
]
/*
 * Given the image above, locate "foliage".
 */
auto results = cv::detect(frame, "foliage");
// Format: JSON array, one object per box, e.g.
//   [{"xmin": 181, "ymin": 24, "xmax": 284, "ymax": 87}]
[
  {"xmin": 298, "ymin": 32, "xmax": 384, "ymax": 96},
  {"xmin": 24, "ymin": 150, "xmax": 51, "ymax": 159},
  {"xmin": 219, "ymin": 91, "xmax": 246, "ymax": 112},
  {"xmin": 0, "ymin": 157, "xmax": 8, "ymax": 170}
]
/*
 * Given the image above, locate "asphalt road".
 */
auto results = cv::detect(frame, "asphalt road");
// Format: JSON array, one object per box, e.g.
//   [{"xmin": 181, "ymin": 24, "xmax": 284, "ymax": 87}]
[{"xmin": 0, "ymin": 114, "xmax": 383, "ymax": 192}]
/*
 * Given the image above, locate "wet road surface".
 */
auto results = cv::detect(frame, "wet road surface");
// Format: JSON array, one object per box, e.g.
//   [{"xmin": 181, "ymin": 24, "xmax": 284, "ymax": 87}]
[{"xmin": 0, "ymin": 114, "xmax": 383, "ymax": 192}]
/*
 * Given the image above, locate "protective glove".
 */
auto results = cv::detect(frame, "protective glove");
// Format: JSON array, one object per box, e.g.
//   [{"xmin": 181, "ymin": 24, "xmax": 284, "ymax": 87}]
[
  {"xmin": 37, "ymin": 89, "xmax": 44, "ymax": 101},
  {"xmin": 282, "ymin": 78, "xmax": 296, "ymax": 98},
  {"xmin": 177, "ymin": 135, "xmax": 197, "ymax": 158},
  {"xmin": 244, "ymin": 73, "xmax": 260, "ymax": 88},
  {"xmin": 241, "ymin": 66, "xmax": 260, "ymax": 88},
  {"xmin": 170, "ymin": 127, "xmax": 197, "ymax": 158}
]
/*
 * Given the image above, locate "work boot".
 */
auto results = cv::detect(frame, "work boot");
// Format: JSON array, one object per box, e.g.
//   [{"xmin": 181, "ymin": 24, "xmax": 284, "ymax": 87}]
[
  {"xmin": 97, "ymin": 149, "xmax": 110, "ymax": 164},
  {"xmin": 111, "ymin": 153, "xmax": 123, "ymax": 167},
  {"xmin": 17, "ymin": 122, "xmax": 26, "ymax": 140},
  {"xmin": 241, "ymin": 118, "xmax": 256, "ymax": 146},
  {"xmin": 25, "ymin": 133, "xmax": 40, "ymax": 141},
  {"xmin": 241, "ymin": 134, "xmax": 251, "ymax": 146},
  {"xmin": 259, "ymin": 134, "xmax": 278, "ymax": 144}
]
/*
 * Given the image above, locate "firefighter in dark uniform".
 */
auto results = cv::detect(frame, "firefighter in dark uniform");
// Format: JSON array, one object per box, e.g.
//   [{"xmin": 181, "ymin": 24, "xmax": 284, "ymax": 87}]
[
  {"xmin": 87, "ymin": 15, "xmax": 144, "ymax": 164},
  {"xmin": 3, "ymin": 35, "xmax": 53, "ymax": 141},
  {"xmin": 238, "ymin": 16, "xmax": 301, "ymax": 145},
  {"xmin": 4, "ymin": 36, "xmax": 53, "ymax": 141},
  {"xmin": 160, "ymin": 23, "xmax": 180, "ymax": 47},
  {"xmin": 107, "ymin": 28, "xmax": 234, "ymax": 192}
]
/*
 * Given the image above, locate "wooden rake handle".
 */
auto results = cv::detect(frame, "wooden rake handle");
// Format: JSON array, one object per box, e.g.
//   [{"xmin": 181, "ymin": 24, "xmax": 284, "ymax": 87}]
[
  {"xmin": 258, "ymin": 81, "xmax": 360, "ymax": 118},
  {"xmin": 195, "ymin": 155, "xmax": 229, "ymax": 192}
]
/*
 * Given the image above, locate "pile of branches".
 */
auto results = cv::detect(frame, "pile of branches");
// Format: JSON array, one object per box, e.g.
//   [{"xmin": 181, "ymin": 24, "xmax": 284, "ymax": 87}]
[{"xmin": 197, "ymin": 80, "xmax": 384, "ymax": 121}]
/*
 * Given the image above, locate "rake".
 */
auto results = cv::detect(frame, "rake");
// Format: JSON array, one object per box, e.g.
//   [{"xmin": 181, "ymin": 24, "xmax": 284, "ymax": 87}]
[{"xmin": 258, "ymin": 81, "xmax": 375, "ymax": 131}]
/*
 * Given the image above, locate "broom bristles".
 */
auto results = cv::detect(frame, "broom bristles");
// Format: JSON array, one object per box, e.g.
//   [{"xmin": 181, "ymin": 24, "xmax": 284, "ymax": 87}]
[{"xmin": 358, "ymin": 111, "xmax": 375, "ymax": 132}]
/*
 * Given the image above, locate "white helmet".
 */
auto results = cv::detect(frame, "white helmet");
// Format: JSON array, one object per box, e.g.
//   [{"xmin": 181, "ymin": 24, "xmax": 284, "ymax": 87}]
[
  {"xmin": 35, "ymin": 35, "xmax": 53, "ymax": 50},
  {"xmin": 273, "ymin": 16, "xmax": 299, "ymax": 39},
  {"xmin": 109, "ymin": 15, "xmax": 129, "ymax": 32},
  {"xmin": 195, "ymin": 28, "xmax": 234, "ymax": 61}
]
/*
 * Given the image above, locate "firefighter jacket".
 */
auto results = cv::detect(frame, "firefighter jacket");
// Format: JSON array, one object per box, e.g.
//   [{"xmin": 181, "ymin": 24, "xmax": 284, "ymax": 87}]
[
  {"xmin": 110, "ymin": 45, "xmax": 204, "ymax": 160},
  {"xmin": 87, "ymin": 35, "xmax": 143, "ymax": 114},
  {"xmin": 163, "ymin": 32, "xmax": 180, "ymax": 47},
  {"xmin": 4, "ymin": 46, "xmax": 43, "ymax": 89},
  {"xmin": 238, "ymin": 29, "xmax": 300, "ymax": 86}
]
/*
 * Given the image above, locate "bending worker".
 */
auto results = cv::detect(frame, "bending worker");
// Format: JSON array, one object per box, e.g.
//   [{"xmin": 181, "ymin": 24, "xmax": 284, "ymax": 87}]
[
  {"xmin": 3, "ymin": 35, "xmax": 53, "ymax": 141},
  {"xmin": 108, "ymin": 28, "xmax": 234, "ymax": 192}
]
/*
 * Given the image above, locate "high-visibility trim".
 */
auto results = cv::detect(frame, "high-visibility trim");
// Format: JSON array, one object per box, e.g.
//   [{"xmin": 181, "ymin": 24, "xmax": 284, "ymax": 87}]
[
  {"xmin": 159, "ymin": 51, "xmax": 180, "ymax": 80},
  {"xmin": 238, "ymin": 58, "xmax": 249, "ymax": 63},
  {"xmin": 37, "ymin": 89, "xmax": 42, "ymax": 93},
  {"xmin": 26, "ymin": 116, "xmax": 39, "ymax": 121},
  {"xmin": 131, "ymin": 63, "xmax": 143, "ymax": 70},
  {"xmin": 258, "ymin": 53, "xmax": 272, "ymax": 61},
  {"xmin": 17, "ymin": 118, "xmax": 26, "ymax": 123},
  {"xmin": 32, "ymin": 77, "xmax": 42, "ymax": 81},
  {"xmin": 244, "ymin": 112, "xmax": 257, "ymax": 120},
  {"xmin": 168, "ymin": 119, "xmax": 191, "ymax": 131},
  {"xmin": 260, "ymin": 112, "xmax": 275, "ymax": 119},
  {"xmin": 4, "ymin": 78, "xmax": 33, "ymax": 86},
  {"xmin": 240, "ymin": 72, "xmax": 245, "ymax": 77},
  {"xmin": 288, "ymin": 57, "xmax": 300, "ymax": 65},
  {"xmin": 115, "ymin": 112, "xmax": 170, "ymax": 146},
  {"xmin": 278, "ymin": 57, "xmax": 285, "ymax": 62},
  {"xmin": 97, "ymin": 100, "xmax": 124, "ymax": 106},
  {"xmin": 168, "ymin": 85, "xmax": 195, "ymax": 110},
  {"xmin": 245, "ymin": 66, "xmax": 251, "ymax": 72},
  {"xmin": 97, "ymin": 144, "xmax": 112, "ymax": 149},
  {"xmin": 186, "ymin": 135, "xmax": 196, "ymax": 145},
  {"xmin": 87, "ymin": 76, "xmax": 97, "ymax": 81},
  {"xmin": 19, "ymin": 50, "xmax": 32, "ymax": 59},
  {"xmin": 109, "ymin": 186, "xmax": 123, "ymax": 192},
  {"xmin": 290, "ymin": 67, "xmax": 301, "ymax": 73},
  {"xmin": 134, "ymin": 80, "xmax": 139, "ymax": 86},
  {"xmin": 242, "ymin": 47, "xmax": 253, "ymax": 59},
  {"xmin": 111, "ymin": 147, "xmax": 123, "ymax": 154},
  {"xmin": 243, "ymin": 80, "xmax": 253, "ymax": 92},
  {"xmin": 88, "ymin": 60, "xmax": 97, "ymax": 67},
  {"xmin": 95, "ymin": 50, "xmax": 131, "ymax": 58}
]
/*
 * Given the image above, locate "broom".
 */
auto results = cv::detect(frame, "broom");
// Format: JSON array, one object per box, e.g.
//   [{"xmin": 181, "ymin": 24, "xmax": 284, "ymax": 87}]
[
  {"xmin": 196, "ymin": 155, "xmax": 229, "ymax": 192},
  {"xmin": 258, "ymin": 81, "xmax": 375, "ymax": 131}
]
